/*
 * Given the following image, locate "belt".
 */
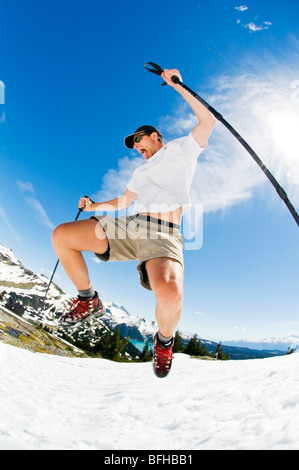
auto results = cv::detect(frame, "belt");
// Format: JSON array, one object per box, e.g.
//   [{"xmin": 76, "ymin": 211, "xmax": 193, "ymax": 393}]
[{"xmin": 135, "ymin": 214, "xmax": 180, "ymax": 230}]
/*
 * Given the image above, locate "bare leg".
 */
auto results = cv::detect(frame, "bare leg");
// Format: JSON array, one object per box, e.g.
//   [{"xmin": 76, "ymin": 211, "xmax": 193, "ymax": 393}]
[
  {"xmin": 51, "ymin": 218, "xmax": 108, "ymax": 291},
  {"xmin": 145, "ymin": 257, "xmax": 183, "ymax": 338}
]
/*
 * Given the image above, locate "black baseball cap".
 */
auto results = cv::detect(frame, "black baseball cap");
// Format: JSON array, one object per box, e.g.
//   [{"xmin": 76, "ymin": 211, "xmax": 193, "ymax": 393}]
[{"xmin": 124, "ymin": 125, "xmax": 163, "ymax": 149}]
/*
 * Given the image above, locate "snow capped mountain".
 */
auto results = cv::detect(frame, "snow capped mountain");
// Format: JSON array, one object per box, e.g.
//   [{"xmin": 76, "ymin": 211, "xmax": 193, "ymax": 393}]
[
  {"xmin": 0, "ymin": 242, "xmax": 72, "ymax": 326},
  {"xmin": 102, "ymin": 301, "xmax": 156, "ymax": 342},
  {"xmin": 0, "ymin": 242, "xmax": 156, "ymax": 351},
  {"xmin": 0, "ymin": 242, "xmax": 166, "ymax": 348},
  {"xmin": 223, "ymin": 336, "xmax": 299, "ymax": 352},
  {"xmin": 0, "ymin": 241, "xmax": 293, "ymax": 358}
]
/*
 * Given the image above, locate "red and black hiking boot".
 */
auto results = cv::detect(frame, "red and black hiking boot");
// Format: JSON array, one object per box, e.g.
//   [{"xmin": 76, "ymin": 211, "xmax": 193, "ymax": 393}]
[
  {"xmin": 152, "ymin": 333, "xmax": 174, "ymax": 378},
  {"xmin": 60, "ymin": 292, "xmax": 105, "ymax": 325}
]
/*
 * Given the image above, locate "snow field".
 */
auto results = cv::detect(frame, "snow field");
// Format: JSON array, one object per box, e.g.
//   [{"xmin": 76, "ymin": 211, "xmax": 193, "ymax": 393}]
[{"xmin": 1, "ymin": 342, "xmax": 299, "ymax": 450}]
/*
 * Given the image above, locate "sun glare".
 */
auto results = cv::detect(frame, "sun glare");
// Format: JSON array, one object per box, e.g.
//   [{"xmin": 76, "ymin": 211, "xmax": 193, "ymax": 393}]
[{"xmin": 261, "ymin": 103, "xmax": 299, "ymax": 187}]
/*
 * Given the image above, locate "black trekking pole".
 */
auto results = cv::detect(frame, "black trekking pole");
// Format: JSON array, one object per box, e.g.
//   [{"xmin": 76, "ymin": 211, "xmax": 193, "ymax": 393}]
[
  {"xmin": 42, "ymin": 196, "xmax": 92, "ymax": 306},
  {"xmin": 145, "ymin": 62, "xmax": 299, "ymax": 229}
]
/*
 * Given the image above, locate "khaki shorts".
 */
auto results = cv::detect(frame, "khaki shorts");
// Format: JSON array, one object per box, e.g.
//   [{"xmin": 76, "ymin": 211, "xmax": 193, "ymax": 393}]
[{"xmin": 91, "ymin": 215, "xmax": 184, "ymax": 291}]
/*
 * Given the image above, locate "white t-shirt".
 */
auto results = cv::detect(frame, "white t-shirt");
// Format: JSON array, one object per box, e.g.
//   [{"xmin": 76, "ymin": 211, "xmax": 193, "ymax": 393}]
[{"xmin": 126, "ymin": 131, "xmax": 205, "ymax": 214}]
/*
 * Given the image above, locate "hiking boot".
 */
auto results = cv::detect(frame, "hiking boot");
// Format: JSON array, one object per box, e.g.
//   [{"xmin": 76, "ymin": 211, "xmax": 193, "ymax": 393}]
[
  {"xmin": 152, "ymin": 333, "xmax": 174, "ymax": 378},
  {"xmin": 61, "ymin": 292, "xmax": 105, "ymax": 325}
]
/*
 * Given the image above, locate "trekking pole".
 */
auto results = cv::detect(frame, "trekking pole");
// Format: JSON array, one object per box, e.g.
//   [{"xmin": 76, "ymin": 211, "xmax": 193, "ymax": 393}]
[
  {"xmin": 145, "ymin": 62, "xmax": 299, "ymax": 229},
  {"xmin": 42, "ymin": 196, "xmax": 92, "ymax": 305}
]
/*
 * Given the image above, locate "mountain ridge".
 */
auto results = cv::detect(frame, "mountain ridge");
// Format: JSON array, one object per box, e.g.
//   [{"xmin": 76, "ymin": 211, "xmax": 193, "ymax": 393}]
[
  {"xmin": 0, "ymin": 241, "xmax": 290, "ymax": 359},
  {"xmin": 223, "ymin": 336, "xmax": 299, "ymax": 352}
]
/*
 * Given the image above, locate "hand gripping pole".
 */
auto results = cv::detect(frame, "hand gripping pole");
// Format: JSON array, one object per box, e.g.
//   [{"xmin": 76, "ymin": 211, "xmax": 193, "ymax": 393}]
[{"xmin": 42, "ymin": 196, "xmax": 93, "ymax": 307}]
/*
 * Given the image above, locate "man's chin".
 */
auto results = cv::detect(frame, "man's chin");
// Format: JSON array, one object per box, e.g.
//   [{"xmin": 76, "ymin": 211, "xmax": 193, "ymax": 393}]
[{"xmin": 142, "ymin": 151, "xmax": 150, "ymax": 160}]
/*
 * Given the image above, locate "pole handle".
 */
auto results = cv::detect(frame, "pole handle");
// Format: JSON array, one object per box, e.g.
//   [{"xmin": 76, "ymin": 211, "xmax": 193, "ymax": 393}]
[{"xmin": 75, "ymin": 195, "xmax": 95, "ymax": 218}]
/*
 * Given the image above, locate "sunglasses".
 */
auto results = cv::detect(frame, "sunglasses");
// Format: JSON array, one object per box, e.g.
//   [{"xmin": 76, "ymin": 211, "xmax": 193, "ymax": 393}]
[{"xmin": 133, "ymin": 132, "xmax": 151, "ymax": 144}]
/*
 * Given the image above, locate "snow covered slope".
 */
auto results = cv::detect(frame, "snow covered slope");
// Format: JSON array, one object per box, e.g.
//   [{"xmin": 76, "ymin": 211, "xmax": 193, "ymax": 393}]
[{"xmin": 1, "ymin": 340, "xmax": 299, "ymax": 450}]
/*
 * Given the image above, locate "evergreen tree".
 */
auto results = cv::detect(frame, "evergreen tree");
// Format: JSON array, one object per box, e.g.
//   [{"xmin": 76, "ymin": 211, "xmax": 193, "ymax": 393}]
[
  {"xmin": 185, "ymin": 335, "xmax": 200, "ymax": 356},
  {"xmin": 92, "ymin": 329, "xmax": 110, "ymax": 356},
  {"xmin": 215, "ymin": 342, "xmax": 229, "ymax": 360},
  {"xmin": 108, "ymin": 326, "xmax": 121, "ymax": 360},
  {"xmin": 92, "ymin": 326, "xmax": 127, "ymax": 361},
  {"xmin": 184, "ymin": 334, "xmax": 211, "ymax": 357},
  {"xmin": 139, "ymin": 342, "xmax": 153, "ymax": 362},
  {"xmin": 173, "ymin": 330, "xmax": 184, "ymax": 353}
]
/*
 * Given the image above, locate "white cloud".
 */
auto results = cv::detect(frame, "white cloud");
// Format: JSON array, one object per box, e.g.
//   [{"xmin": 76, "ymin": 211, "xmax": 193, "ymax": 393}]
[
  {"xmin": 243, "ymin": 22, "xmax": 271, "ymax": 32},
  {"xmin": 16, "ymin": 180, "xmax": 55, "ymax": 230},
  {"xmin": 244, "ymin": 22, "xmax": 263, "ymax": 32},
  {"xmin": 194, "ymin": 311, "xmax": 207, "ymax": 317},
  {"xmin": 16, "ymin": 180, "xmax": 35, "ymax": 194},
  {"xmin": 194, "ymin": 68, "xmax": 299, "ymax": 214},
  {"xmin": 235, "ymin": 5, "xmax": 248, "ymax": 12},
  {"xmin": 92, "ymin": 155, "xmax": 143, "ymax": 203},
  {"xmin": 189, "ymin": 128, "xmax": 264, "ymax": 213},
  {"xmin": 232, "ymin": 325, "xmax": 248, "ymax": 331},
  {"xmin": 0, "ymin": 80, "xmax": 4, "ymax": 105},
  {"xmin": 24, "ymin": 196, "xmax": 55, "ymax": 230},
  {"xmin": 0, "ymin": 205, "xmax": 21, "ymax": 245},
  {"xmin": 234, "ymin": 5, "xmax": 272, "ymax": 33},
  {"xmin": 159, "ymin": 109, "xmax": 197, "ymax": 138}
]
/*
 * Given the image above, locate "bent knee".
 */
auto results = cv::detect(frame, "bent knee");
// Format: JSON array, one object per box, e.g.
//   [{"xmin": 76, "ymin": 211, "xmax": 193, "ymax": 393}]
[
  {"xmin": 51, "ymin": 223, "xmax": 70, "ymax": 247},
  {"xmin": 154, "ymin": 278, "xmax": 183, "ymax": 306}
]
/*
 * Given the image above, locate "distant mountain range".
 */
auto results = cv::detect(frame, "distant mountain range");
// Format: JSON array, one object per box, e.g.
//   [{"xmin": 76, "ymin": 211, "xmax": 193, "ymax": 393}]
[
  {"xmin": 0, "ymin": 241, "xmax": 293, "ymax": 360},
  {"xmin": 223, "ymin": 337, "xmax": 299, "ymax": 352}
]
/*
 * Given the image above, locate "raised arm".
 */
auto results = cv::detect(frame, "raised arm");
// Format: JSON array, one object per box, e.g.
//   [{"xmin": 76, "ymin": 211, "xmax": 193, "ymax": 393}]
[{"xmin": 161, "ymin": 68, "xmax": 216, "ymax": 148}]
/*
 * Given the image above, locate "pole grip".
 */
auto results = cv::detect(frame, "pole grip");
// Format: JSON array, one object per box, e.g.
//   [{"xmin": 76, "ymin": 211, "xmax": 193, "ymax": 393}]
[{"xmin": 171, "ymin": 75, "xmax": 180, "ymax": 84}]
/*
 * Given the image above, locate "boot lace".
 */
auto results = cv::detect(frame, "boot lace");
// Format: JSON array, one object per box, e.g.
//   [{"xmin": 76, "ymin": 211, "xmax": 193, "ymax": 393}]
[
  {"xmin": 67, "ymin": 297, "xmax": 91, "ymax": 319},
  {"xmin": 154, "ymin": 342, "xmax": 174, "ymax": 370}
]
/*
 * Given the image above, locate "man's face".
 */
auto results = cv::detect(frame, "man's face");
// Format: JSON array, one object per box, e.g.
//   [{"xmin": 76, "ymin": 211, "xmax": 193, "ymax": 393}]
[{"xmin": 133, "ymin": 132, "xmax": 162, "ymax": 160}]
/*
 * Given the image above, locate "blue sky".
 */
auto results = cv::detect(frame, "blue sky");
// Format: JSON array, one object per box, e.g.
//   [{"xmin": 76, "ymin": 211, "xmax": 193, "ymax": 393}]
[{"xmin": 1, "ymin": 0, "xmax": 299, "ymax": 342}]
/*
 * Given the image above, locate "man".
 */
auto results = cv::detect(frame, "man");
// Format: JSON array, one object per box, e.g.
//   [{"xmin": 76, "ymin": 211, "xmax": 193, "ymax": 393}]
[{"xmin": 52, "ymin": 68, "xmax": 215, "ymax": 377}]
